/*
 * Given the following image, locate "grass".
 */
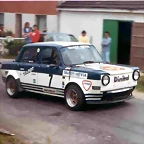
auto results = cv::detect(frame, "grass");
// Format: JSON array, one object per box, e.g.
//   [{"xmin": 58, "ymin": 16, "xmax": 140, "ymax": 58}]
[
  {"xmin": 0, "ymin": 134, "xmax": 25, "ymax": 144},
  {"xmin": 136, "ymin": 75, "xmax": 144, "ymax": 92}
]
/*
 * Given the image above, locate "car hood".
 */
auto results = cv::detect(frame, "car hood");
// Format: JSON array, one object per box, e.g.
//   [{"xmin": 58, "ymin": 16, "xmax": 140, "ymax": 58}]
[{"xmin": 76, "ymin": 63, "xmax": 134, "ymax": 75}]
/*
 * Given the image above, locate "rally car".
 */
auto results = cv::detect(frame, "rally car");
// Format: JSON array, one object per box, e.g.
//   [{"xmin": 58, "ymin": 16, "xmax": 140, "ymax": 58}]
[{"xmin": 0, "ymin": 42, "xmax": 140, "ymax": 111}]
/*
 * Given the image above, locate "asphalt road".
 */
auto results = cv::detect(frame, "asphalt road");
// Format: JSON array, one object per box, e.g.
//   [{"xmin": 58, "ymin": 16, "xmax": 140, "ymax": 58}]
[{"xmin": 0, "ymin": 72, "xmax": 144, "ymax": 144}]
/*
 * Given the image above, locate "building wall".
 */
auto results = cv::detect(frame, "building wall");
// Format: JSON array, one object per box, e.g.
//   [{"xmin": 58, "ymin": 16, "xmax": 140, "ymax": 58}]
[
  {"xmin": 0, "ymin": 1, "xmax": 58, "ymax": 36},
  {"xmin": 0, "ymin": 1, "xmax": 57, "ymax": 15},
  {"xmin": 3, "ymin": 13, "xmax": 57, "ymax": 35},
  {"xmin": 58, "ymin": 11, "xmax": 144, "ymax": 53},
  {"xmin": 4, "ymin": 13, "xmax": 16, "ymax": 33}
]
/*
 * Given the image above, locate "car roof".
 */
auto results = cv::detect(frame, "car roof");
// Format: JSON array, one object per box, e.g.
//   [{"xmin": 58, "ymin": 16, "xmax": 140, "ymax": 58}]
[{"xmin": 24, "ymin": 41, "xmax": 91, "ymax": 49}]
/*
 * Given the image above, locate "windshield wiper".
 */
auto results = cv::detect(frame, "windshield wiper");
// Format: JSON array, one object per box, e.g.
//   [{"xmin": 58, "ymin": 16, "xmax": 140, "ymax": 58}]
[
  {"xmin": 83, "ymin": 61, "xmax": 102, "ymax": 64},
  {"xmin": 83, "ymin": 61, "xmax": 95, "ymax": 64}
]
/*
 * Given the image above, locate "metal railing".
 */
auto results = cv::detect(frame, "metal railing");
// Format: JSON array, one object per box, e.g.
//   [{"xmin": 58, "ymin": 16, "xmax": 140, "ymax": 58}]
[{"xmin": 0, "ymin": 37, "xmax": 24, "ymax": 40}]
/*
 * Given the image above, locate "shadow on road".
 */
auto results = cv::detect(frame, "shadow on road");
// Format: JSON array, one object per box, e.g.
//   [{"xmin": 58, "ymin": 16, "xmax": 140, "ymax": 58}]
[{"xmin": 18, "ymin": 92, "xmax": 132, "ymax": 112}]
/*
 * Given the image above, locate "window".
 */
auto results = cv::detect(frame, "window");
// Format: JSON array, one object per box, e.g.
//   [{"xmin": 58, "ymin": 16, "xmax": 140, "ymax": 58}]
[
  {"xmin": 60, "ymin": 45, "xmax": 103, "ymax": 65},
  {"xmin": 36, "ymin": 15, "xmax": 47, "ymax": 31},
  {"xmin": 41, "ymin": 47, "xmax": 60, "ymax": 65},
  {"xmin": 20, "ymin": 47, "xmax": 39, "ymax": 63},
  {"xmin": 0, "ymin": 13, "xmax": 4, "ymax": 25}
]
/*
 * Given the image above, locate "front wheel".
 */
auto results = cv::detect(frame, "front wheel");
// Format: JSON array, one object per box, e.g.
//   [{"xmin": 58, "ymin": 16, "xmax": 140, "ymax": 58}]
[
  {"xmin": 65, "ymin": 85, "xmax": 86, "ymax": 111},
  {"xmin": 6, "ymin": 76, "xmax": 19, "ymax": 98}
]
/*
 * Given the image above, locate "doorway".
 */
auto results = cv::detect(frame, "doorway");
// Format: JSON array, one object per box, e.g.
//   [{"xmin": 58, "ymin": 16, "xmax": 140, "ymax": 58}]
[
  {"xmin": 35, "ymin": 15, "xmax": 47, "ymax": 31},
  {"xmin": 103, "ymin": 20, "xmax": 132, "ymax": 64},
  {"xmin": 117, "ymin": 21, "xmax": 132, "ymax": 65},
  {"xmin": 0, "ymin": 13, "xmax": 4, "ymax": 25},
  {"xmin": 15, "ymin": 14, "xmax": 22, "ymax": 37}
]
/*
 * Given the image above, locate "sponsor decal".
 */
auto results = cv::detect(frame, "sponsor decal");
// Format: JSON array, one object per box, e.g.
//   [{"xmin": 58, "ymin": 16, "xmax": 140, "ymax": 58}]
[
  {"xmin": 37, "ymin": 48, "xmax": 40, "ymax": 53},
  {"xmin": 114, "ymin": 75, "xmax": 129, "ymax": 82},
  {"xmin": 43, "ymin": 88, "xmax": 55, "ymax": 94},
  {"xmin": 67, "ymin": 45, "xmax": 90, "ymax": 49},
  {"xmin": 63, "ymin": 70, "xmax": 88, "ymax": 79},
  {"xmin": 62, "ymin": 81, "xmax": 65, "ymax": 88},
  {"xmin": 33, "ymin": 79, "xmax": 36, "ymax": 84},
  {"xmin": 43, "ymin": 88, "xmax": 64, "ymax": 95},
  {"xmin": 102, "ymin": 66, "xmax": 125, "ymax": 71},
  {"xmin": 23, "ymin": 66, "xmax": 34, "ymax": 76},
  {"xmin": 82, "ymin": 80, "xmax": 92, "ymax": 91}
]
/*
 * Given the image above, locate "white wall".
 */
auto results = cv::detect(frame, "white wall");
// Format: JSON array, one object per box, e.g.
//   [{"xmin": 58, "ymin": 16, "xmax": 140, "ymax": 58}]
[
  {"xmin": 4, "ymin": 13, "xmax": 57, "ymax": 35},
  {"xmin": 59, "ymin": 11, "xmax": 144, "ymax": 53},
  {"xmin": 4, "ymin": 13, "xmax": 16, "ymax": 33},
  {"xmin": 47, "ymin": 15, "xmax": 57, "ymax": 32}
]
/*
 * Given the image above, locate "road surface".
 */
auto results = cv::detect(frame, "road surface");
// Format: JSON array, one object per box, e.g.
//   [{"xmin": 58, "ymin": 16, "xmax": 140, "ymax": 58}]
[{"xmin": 0, "ymin": 70, "xmax": 144, "ymax": 144}]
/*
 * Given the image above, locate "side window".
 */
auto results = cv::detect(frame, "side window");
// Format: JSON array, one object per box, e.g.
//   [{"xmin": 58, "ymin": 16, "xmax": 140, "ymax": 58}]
[
  {"xmin": 41, "ymin": 47, "xmax": 60, "ymax": 65},
  {"xmin": 20, "ymin": 47, "xmax": 39, "ymax": 63}
]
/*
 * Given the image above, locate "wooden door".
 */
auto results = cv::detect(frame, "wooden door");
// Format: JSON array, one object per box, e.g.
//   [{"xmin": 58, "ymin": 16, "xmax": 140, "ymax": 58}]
[
  {"xmin": 130, "ymin": 22, "xmax": 144, "ymax": 70},
  {"xmin": 15, "ymin": 14, "xmax": 22, "ymax": 37}
]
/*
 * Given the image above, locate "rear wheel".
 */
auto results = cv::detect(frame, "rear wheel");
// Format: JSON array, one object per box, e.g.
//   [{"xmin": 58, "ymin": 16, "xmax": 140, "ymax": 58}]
[
  {"xmin": 65, "ymin": 85, "xmax": 86, "ymax": 111},
  {"xmin": 6, "ymin": 77, "xmax": 19, "ymax": 98}
]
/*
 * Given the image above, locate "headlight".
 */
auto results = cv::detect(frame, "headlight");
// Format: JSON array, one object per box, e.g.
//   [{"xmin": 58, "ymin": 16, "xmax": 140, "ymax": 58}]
[
  {"xmin": 102, "ymin": 75, "xmax": 110, "ymax": 86},
  {"xmin": 132, "ymin": 70, "xmax": 140, "ymax": 81}
]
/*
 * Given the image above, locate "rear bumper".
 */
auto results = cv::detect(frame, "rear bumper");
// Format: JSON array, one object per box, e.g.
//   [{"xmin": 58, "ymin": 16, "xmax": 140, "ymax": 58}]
[{"xmin": 85, "ymin": 88, "xmax": 134, "ymax": 104}]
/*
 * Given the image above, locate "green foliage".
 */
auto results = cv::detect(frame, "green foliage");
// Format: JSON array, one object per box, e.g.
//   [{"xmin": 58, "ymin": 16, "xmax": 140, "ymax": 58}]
[
  {"xmin": 4, "ymin": 39, "xmax": 25, "ymax": 56},
  {"xmin": 136, "ymin": 75, "xmax": 144, "ymax": 92},
  {"xmin": 6, "ymin": 30, "xmax": 13, "ymax": 36}
]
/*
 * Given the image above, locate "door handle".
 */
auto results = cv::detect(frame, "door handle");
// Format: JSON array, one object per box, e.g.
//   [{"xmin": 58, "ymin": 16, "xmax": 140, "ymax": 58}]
[
  {"xmin": 20, "ymin": 68, "xmax": 24, "ymax": 70},
  {"xmin": 31, "ymin": 73, "xmax": 36, "ymax": 75}
]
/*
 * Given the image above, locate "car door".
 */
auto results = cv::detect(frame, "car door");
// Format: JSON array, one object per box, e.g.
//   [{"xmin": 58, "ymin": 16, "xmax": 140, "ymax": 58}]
[
  {"xmin": 38, "ymin": 46, "xmax": 63, "ymax": 96},
  {"xmin": 18, "ymin": 46, "xmax": 40, "ymax": 86}
]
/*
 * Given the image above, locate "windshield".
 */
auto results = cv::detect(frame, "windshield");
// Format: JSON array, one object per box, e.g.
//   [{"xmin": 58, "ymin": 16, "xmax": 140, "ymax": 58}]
[
  {"xmin": 44, "ymin": 34, "xmax": 78, "ymax": 42},
  {"xmin": 60, "ymin": 45, "xmax": 103, "ymax": 65}
]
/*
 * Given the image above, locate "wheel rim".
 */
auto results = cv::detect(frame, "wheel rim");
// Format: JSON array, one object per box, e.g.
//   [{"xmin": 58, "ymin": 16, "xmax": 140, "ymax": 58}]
[
  {"xmin": 7, "ymin": 81, "xmax": 15, "ymax": 96},
  {"xmin": 66, "ymin": 89, "xmax": 78, "ymax": 107}
]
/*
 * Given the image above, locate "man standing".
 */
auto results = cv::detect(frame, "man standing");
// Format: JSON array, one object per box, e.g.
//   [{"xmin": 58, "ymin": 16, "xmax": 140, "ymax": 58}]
[
  {"xmin": 30, "ymin": 25, "xmax": 40, "ymax": 43},
  {"xmin": 101, "ymin": 31, "xmax": 112, "ymax": 63},
  {"xmin": 79, "ymin": 30, "xmax": 89, "ymax": 43}
]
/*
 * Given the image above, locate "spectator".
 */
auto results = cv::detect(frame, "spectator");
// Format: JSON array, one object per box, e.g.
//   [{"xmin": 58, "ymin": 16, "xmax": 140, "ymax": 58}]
[
  {"xmin": 0, "ymin": 24, "xmax": 6, "ymax": 37},
  {"xmin": 30, "ymin": 25, "xmax": 40, "ymax": 43},
  {"xmin": 101, "ymin": 31, "xmax": 112, "ymax": 63},
  {"xmin": 79, "ymin": 30, "xmax": 89, "ymax": 43},
  {"xmin": 23, "ymin": 22, "xmax": 32, "ymax": 44}
]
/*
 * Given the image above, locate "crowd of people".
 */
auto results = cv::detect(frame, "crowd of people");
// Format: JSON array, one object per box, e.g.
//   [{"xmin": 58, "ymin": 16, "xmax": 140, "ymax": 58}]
[
  {"xmin": 0, "ymin": 22, "xmax": 111, "ymax": 62},
  {"xmin": 23, "ymin": 22, "xmax": 40, "ymax": 44}
]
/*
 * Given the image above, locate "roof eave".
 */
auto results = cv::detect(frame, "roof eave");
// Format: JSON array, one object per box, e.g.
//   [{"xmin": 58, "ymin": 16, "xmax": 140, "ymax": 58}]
[{"xmin": 56, "ymin": 7, "xmax": 144, "ymax": 14}]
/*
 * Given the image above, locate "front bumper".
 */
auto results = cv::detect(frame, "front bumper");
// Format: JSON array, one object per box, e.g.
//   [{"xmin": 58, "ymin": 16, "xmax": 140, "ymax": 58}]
[{"xmin": 85, "ymin": 88, "xmax": 134, "ymax": 104}]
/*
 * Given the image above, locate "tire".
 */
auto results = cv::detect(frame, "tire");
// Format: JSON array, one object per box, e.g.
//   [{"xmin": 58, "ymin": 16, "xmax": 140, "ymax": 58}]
[
  {"xmin": 6, "ymin": 76, "xmax": 19, "ymax": 98},
  {"xmin": 65, "ymin": 84, "xmax": 86, "ymax": 111}
]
